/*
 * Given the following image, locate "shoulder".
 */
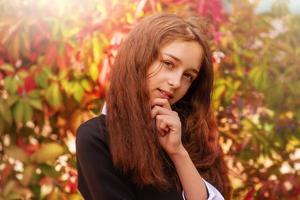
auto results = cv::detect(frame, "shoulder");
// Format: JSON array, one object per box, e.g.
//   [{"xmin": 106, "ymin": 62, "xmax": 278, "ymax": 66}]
[{"xmin": 76, "ymin": 114, "xmax": 108, "ymax": 147}]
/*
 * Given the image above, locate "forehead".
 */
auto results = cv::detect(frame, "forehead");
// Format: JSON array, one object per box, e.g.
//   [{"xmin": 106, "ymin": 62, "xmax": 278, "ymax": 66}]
[{"xmin": 159, "ymin": 40, "xmax": 203, "ymax": 70}]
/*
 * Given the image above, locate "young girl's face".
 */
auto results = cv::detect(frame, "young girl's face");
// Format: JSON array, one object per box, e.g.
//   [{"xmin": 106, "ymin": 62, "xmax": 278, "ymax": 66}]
[{"xmin": 147, "ymin": 40, "xmax": 203, "ymax": 106}]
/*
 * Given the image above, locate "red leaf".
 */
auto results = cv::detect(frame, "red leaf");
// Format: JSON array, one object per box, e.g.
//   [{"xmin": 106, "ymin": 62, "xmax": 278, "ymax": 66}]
[
  {"xmin": 57, "ymin": 53, "xmax": 67, "ymax": 69},
  {"xmin": 28, "ymin": 51, "xmax": 38, "ymax": 62},
  {"xmin": 38, "ymin": 177, "xmax": 54, "ymax": 186},
  {"xmin": 44, "ymin": 43, "xmax": 57, "ymax": 66},
  {"xmin": 0, "ymin": 164, "xmax": 13, "ymax": 187},
  {"xmin": 65, "ymin": 168, "xmax": 78, "ymax": 193},
  {"xmin": 17, "ymin": 75, "xmax": 36, "ymax": 95},
  {"xmin": 197, "ymin": 0, "xmax": 227, "ymax": 25},
  {"xmin": 244, "ymin": 188, "xmax": 256, "ymax": 200},
  {"xmin": 17, "ymin": 137, "xmax": 39, "ymax": 155}
]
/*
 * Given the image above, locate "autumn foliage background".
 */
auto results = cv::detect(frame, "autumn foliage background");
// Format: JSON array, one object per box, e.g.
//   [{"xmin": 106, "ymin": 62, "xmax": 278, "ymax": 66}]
[{"xmin": 0, "ymin": 0, "xmax": 299, "ymax": 199}]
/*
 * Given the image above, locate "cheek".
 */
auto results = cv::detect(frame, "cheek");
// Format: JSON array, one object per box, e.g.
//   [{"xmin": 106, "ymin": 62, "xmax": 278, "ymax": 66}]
[
  {"xmin": 147, "ymin": 73, "xmax": 165, "ymax": 89},
  {"xmin": 147, "ymin": 77, "xmax": 157, "ymax": 90},
  {"xmin": 179, "ymin": 87, "xmax": 189, "ymax": 98},
  {"xmin": 147, "ymin": 61, "xmax": 162, "ymax": 78},
  {"xmin": 146, "ymin": 69, "xmax": 164, "ymax": 88},
  {"xmin": 172, "ymin": 86, "xmax": 190, "ymax": 103}
]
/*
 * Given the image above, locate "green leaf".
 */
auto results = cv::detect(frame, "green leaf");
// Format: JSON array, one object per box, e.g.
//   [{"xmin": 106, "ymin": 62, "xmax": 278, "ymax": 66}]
[
  {"xmin": 31, "ymin": 143, "xmax": 64, "ymax": 163},
  {"xmin": 249, "ymin": 66, "xmax": 265, "ymax": 89},
  {"xmin": 23, "ymin": 100, "xmax": 33, "ymax": 122},
  {"xmin": 40, "ymin": 163, "xmax": 60, "ymax": 177},
  {"xmin": 0, "ymin": 99, "xmax": 13, "ymax": 125},
  {"xmin": 225, "ymin": 87, "xmax": 234, "ymax": 103},
  {"xmin": 4, "ymin": 76, "xmax": 18, "ymax": 94},
  {"xmin": 17, "ymin": 70, "xmax": 29, "ymax": 79},
  {"xmin": 7, "ymin": 95, "xmax": 19, "ymax": 106},
  {"xmin": 46, "ymin": 83, "xmax": 63, "ymax": 108},
  {"xmin": 35, "ymin": 68, "xmax": 49, "ymax": 88},
  {"xmin": 52, "ymin": 83, "xmax": 63, "ymax": 107},
  {"xmin": 28, "ymin": 98, "xmax": 43, "ymax": 110},
  {"xmin": 0, "ymin": 63, "xmax": 15, "ymax": 73},
  {"xmin": 260, "ymin": 70, "xmax": 269, "ymax": 90},
  {"xmin": 27, "ymin": 90, "xmax": 40, "ymax": 98},
  {"xmin": 13, "ymin": 99, "xmax": 24, "ymax": 124},
  {"xmin": 73, "ymin": 82, "xmax": 84, "ymax": 102},
  {"xmin": 0, "ymin": 115, "xmax": 5, "ymax": 132}
]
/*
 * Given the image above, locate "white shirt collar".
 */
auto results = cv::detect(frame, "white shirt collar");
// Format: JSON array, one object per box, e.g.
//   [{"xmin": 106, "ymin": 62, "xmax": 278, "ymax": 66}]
[{"xmin": 101, "ymin": 102, "xmax": 107, "ymax": 115}]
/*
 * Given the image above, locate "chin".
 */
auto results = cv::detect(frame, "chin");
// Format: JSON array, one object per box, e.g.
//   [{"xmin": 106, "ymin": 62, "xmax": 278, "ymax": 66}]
[{"xmin": 169, "ymin": 99, "xmax": 176, "ymax": 105}]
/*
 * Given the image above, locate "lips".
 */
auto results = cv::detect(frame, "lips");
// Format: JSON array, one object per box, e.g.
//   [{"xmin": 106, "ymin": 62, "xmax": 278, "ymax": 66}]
[{"xmin": 158, "ymin": 89, "xmax": 173, "ymax": 100}]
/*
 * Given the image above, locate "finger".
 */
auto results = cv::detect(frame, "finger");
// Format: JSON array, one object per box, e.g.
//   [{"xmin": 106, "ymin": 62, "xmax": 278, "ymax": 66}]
[
  {"xmin": 158, "ymin": 130, "xmax": 168, "ymax": 137},
  {"xmin": 155, "ymin": 115, "xmax": 178, "ymax": 132},
  {"xmin": 151, "ymin": 105, "xmax": 173, "ymax": 118},
  {"xmin": 159, "ymin": 121, "xmax": 169, "ymax": 132},
  {"xmin": 156, "ymin": 120, "xmax": 169, "ymax": 136},
  {"xmin": 151, "ymin": 98, "xmax": 171, "ymax": 110}
]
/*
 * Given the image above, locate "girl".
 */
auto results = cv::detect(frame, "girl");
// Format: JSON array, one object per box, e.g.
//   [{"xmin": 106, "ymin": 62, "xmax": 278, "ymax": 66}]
[{"xmin": 76, "ymin": 12, "xmax": 231, "ymax": 200}]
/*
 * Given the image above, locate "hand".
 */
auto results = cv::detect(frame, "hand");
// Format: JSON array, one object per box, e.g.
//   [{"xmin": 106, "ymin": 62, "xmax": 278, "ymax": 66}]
[{"xmin": 151, "ymin": 98, "xmax": 185, "ymax": 156}]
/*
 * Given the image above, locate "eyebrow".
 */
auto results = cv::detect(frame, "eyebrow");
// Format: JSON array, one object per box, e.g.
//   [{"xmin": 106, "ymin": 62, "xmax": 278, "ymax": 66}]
[
  {"xmin": 164, "ymin": 53, "xmax": 182, "ymax": 63},
  {"xmin": 163, "ymin": 53, "xmax": 199, "ymax": 75}
]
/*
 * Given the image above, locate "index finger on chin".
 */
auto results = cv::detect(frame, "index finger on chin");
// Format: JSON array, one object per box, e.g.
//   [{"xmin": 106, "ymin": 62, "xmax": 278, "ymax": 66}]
[{"xmin": 151, "ymin": 98, "xmax": 171, "ymax": 110}]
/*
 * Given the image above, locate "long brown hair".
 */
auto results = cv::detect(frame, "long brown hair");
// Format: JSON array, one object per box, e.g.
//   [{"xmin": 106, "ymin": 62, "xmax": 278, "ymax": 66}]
[{"xmin": 106, "ymin": 12, "xmax": 231, "ymax": 199}]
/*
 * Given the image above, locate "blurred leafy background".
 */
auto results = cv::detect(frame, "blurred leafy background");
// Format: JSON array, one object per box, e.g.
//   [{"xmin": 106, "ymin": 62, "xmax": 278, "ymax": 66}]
[{"xmin": 0, "ymin": 0, "xmax": 299, "ymax": 199}]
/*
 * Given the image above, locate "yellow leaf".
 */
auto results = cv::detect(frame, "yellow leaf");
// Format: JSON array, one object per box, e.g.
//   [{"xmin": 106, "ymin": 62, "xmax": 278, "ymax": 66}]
[
  {"xmin": 20, "ymin": 165, "xmax": 35, "ymax": 186},
  {"xmin": 89, "ymin": 63, "xmax": 99, "ymax": 81},
  {"xmin": 63, "ymin": 27, "xmax": 80, "ymax": 38},
  {"xmin": 73, "ymin": 82, "xmax": 84, "ymax": 102},
  {"xmin": 92, "ymin": 36, "xmax": 102, "ymax": 64},
  {"xmin": 5, "ymin": 145, "xmax": 28, "ymax": 162},
  {"xmin": 285, "ymin": 111, "xmax": 294, "ymax": 119},
  {"xmin": 99, "ymin": 33, "xmax": 109, "ymax": 47},
  {"xmin": 126, "ymin": 13, "xmax": 134, "ymax": 24},
  {"xmin": 156, "ymin": 3, "xmax": 162, "ymax": 12},
  {"xmin": 3, "ymin": 180, "xmax": 17, "ymax": 196},
  {"xmin": 46, "ymin": 187, "xmax": 63, "ymax": 200},
  {"xmin": 69, "ymin": 193, "xmax": 83, "ymax": 200},
  {"xmin": 81, "ymin": 79, "xmax": 92, "ymax": 92}
]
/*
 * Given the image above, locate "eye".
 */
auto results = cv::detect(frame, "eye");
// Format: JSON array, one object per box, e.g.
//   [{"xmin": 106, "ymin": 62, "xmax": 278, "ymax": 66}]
[
  {"xmin": 183, "ymin": 73, "xmax": 194, "ymax": 82},
  {"xmin": 161, "ymin": 60, "xmax": 174, "ymax": 69}
]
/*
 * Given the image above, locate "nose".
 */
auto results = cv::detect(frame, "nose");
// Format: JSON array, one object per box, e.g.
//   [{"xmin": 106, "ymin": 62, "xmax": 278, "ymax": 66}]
[{"xmin": 167, "ymin": 73, "xmax": 181, "ymax": 88}]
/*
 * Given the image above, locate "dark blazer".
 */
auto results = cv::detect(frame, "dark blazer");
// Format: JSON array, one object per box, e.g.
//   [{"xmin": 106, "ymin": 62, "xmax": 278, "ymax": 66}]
[{"xmin": 76, "ymin": 114, "xmax": 184, "ymax": 200}]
